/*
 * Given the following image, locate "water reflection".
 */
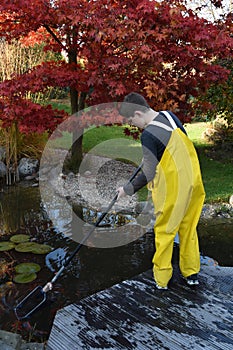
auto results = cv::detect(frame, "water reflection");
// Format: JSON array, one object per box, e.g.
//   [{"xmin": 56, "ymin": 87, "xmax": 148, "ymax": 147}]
[
  {"xmin": 0, "ymin": 183, "xmax": 50, "ymax": 234},
  {"xmin": 198, "ymin": 218, "xmax": 233, "ymax": 267},
  {"xmin": 0, "ymin": 183, "xmax": 232, "ymax": 342}
]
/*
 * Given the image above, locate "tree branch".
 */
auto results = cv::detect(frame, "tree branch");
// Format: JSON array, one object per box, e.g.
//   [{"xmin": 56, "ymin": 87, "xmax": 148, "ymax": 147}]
[{"xmin": 43, "ymin": 24, "xmax": 67, "ymax": 51}]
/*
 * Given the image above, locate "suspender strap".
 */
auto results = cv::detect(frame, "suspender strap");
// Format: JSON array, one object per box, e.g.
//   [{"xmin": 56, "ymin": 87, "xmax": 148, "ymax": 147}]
[
  {"xmin": 147, "ymin": 111, "xmax": 177, "ymax": 131},
  {"xmin": 161, "ymin": 111, "xmax": 177, "ymax": 130},
  {"xmin": 148, "ymin": 120, "xmax": 173, "ymax": 132}
]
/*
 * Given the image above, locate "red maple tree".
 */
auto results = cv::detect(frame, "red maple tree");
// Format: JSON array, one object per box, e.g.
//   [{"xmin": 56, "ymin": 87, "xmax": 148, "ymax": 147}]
[{"xmin": 0, "ymin": 0, "xmax": 232, "ymax": 168}]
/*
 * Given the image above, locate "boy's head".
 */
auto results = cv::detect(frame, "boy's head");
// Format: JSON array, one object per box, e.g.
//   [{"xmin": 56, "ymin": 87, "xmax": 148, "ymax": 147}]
[{"xmin": 119, "ymin": 92, "xmax": 150, "ymax": 119}]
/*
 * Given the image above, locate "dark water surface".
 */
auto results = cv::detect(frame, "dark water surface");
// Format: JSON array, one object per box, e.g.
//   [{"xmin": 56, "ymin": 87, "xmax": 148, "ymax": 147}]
[{"xmin": 0, "ymin": 183, "xmax": 232, "ymax": 342}]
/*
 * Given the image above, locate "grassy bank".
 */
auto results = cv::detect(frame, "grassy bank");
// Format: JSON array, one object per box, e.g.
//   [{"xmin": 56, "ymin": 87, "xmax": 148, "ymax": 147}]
[
  {"xmin": 83, "ymin": 123, "xmax": 232, "ymax": 203},
  {"xmin": 184, "ymin": 123, "xmax": 233, "ymax": 203}
]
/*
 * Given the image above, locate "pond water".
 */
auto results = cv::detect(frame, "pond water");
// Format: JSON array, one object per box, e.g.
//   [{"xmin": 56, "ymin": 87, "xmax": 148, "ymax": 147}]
[{"xmin": 0, "ymin": 183, "xmax": 232, "ymax": 342}]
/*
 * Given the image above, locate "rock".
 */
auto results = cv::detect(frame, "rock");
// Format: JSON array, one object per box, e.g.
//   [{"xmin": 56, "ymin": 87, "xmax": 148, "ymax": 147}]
[
  {"xmin": 200, "ymin": 203, "xmax": 233, "ymax": 219},
  {"xmin": 0, "ymin": 160, "xmax": 7, "ymax": 178},
  {"xmin": 201, "ymin": 128, "xmax": 218, "ymax": 142},
  {"xmin": 0, "ymin": 330, "xmax": 22, "ymax": 350},
  {"xmin": 0, "ymin": 341, "xmax": 15, "ymax": 350},
  {"xmin": 59, "ymin": 173, "xmax": 67, "ymax": 179},
  {"xmin": 0, "ymin": 330, "xmax": 45, "ymax": 350},
  {"xmin": 84, "ymin": 170, "xmax": 92, "ymax": 177},
  {"xmin": 24, "ymin": 175, "xmax": 37, "ymax": 181},
  {"xmin": 67, "ymin": 172, "xmax": 75, "ymax": 179},
  {"xmin": 18, "ymin": 158, "xmax": 39, "ymax": 178},
  {"xmin": 135, "ymin": 201, "xmax": 153, "ymax": 214},
  {"xmin": 47, "ymin": 165, "xmax": 62, "ymax": 181},
  {"xmin": 229, "ymin": 195, "xmax": 233, "ymax": 206}
]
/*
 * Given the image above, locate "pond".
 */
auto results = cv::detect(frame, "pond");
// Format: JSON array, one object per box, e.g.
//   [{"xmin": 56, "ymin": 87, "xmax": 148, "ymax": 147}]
[{"xmin": 0, "ymin": 183, "xmax": 232, "ymax": 342}]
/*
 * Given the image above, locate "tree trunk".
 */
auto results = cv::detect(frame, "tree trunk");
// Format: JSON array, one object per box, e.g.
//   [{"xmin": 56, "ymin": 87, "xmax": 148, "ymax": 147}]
[
  {"xmin": 68, "ymin": 50, "xmax": 87, "ymax": 173},
  {"xmin": 69, "ymin": 86, "xmax": 83, "ymax": 173}
]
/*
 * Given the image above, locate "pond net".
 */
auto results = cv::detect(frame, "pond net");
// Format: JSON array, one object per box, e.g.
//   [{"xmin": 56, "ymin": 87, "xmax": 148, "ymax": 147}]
[{"xmin": 14, "ymin": 286, "xmax": 47, "ymax": 320}]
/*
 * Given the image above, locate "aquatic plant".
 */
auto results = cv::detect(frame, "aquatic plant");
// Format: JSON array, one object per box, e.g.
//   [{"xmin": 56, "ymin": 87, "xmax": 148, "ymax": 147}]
[
  {"xmin": 0, "ymin": 234, "xmax": 53, "ymax": 283},
  {"xmin": 13, "ymin": 272, "xmax": 37, "ymax": 283},
  {"xmin": 10, "ymin": 234, "xmax": 30, "ymax": 243},
  {"xmin": 0, "ymin": 241, "xmax": 16, "ymax": 251},
  {"xmin": 13, "ymin": 262, "xmax": 41, "ymax": 283},
  {"xmin": 0, "ymin": 234, "xmax": 53, "ymax": 255}
]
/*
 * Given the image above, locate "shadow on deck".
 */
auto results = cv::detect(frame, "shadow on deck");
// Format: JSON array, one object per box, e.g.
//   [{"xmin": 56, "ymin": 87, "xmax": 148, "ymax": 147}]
[{"xmin": 46, "ymin": 265, "xmax": 233, "ymax": 350}]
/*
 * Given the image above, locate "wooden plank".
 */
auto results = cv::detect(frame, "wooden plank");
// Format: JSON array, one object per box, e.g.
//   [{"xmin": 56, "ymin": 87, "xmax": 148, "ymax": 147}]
[{"xmin": 46, "ymin": 266, "xmax": 233, "ymax": 350}]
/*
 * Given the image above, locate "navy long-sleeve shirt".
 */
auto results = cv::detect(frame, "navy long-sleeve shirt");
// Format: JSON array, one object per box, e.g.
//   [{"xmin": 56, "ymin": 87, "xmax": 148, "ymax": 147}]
[{"xmin": 124, "ymin": 111, "xmax": 186, "ymax": 195}]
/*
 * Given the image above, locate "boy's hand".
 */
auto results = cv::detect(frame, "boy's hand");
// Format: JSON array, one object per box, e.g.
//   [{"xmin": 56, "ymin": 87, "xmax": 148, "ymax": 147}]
[{"xmin": 116, "ymin": 186, "xmax": 126, "ymax": 200}]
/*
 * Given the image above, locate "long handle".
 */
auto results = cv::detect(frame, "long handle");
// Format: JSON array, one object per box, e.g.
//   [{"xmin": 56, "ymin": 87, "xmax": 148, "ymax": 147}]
[{"xmin": 43, "ymin": 162, "xmax": 143, "ymax": 291}]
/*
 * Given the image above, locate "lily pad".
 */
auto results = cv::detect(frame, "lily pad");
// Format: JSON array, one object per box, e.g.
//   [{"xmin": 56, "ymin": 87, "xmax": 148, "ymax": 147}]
[
  {"xmin": 10, "ymin": 234, "xmax": 30, "ymax": 243},
  {"xmin": 31, "ymin": 243, "xmax": 53, "ymax": 254},
  {"xmin": 14, "ymin": 242, "xmax": 53, "ymax": 254},
  {"xmin": 0, "ymin": 241, "xmax": 16, "ymax": 251},
  {"xmin": 13, "ymin": 273, "xmax": 37, "ymax": 284},
  {"xmin": 15, "ymin": 242, "xmax": 39, "ymax": 253},
  {"xmin": 15, "ymin": 262, "xmax": 41, "ymax": 274}
]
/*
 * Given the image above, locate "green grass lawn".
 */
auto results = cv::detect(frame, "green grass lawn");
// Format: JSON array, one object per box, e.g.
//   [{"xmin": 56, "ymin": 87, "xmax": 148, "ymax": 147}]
[
  {"xmin": 83, "ymin": 125, "xmax": 142, "ymax": 164},
  {"xmin": 184, "ymin": 122, "xmax": 209, "ymax": 145},
  {"xmin": 185, "ymin": 123, "xmax": 233, "ymax": 203},
  {"xmin": 49, "ymin": 100, "xmax": 71, "ymax": 114},
  {"xmin": 198, "ymin": 152, "xmax": 233, "ymax": 203},
  {"xmin": 49, "ymin": 100, "xmax": 232, "ymax": 203}
]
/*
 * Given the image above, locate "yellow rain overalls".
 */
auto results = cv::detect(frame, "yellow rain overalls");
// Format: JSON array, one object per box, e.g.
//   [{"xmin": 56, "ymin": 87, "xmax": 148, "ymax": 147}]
[{"xmin": 147, "ymin": 111, "xmax": 205, "ymax": 288}]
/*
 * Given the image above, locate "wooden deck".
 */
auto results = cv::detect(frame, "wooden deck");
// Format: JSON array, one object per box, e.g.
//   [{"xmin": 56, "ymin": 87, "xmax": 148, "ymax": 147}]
[{"xmin": 46, "ymin": 265, "xmax": 233, "ymax": 350}]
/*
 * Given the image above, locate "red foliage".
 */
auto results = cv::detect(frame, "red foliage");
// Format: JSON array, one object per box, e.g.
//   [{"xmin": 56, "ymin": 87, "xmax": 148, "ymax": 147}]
[
  {"xmin": 123, "ymin": 126, "xmax": 142, "ymax": 140},
  {"xmin": 20, "ymin": 27, "xmax": 50, "ymax": 47},
  {"xmin": 0, "ymin": 96, "xmax": 67, "ymax": 133},
  {"xmin": 0, "ymin": 0, "xmax": 232, "ymax": 133}
]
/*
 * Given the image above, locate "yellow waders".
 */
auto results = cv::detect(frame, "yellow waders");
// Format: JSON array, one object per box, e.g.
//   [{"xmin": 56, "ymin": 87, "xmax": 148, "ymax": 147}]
[{"xmin": 148, "ymin": 111, "xmax": 205, "ymax": 288}]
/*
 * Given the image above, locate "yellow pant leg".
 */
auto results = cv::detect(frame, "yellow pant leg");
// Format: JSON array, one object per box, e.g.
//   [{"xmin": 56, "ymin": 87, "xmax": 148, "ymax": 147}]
[
  {"xmin": 149, "ymin": 128, "xmax": 205, "ymax": 286},
  {"xmin": 178, "ymin": 186, "xmax": 205, "ymax": 277},
  {"xmin": 152, "ymin": 217, "xmax": 178, "ymax": 287}
]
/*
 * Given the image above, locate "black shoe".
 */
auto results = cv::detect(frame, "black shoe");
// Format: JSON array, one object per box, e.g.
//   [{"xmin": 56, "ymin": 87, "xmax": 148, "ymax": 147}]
[
  {"xmin": 185, "ymin": 274, "xmax": 199, "ymax": 286},
  {"xmin": 155, "ymin": 282, "xmax": 168, "ymax": 290}
]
